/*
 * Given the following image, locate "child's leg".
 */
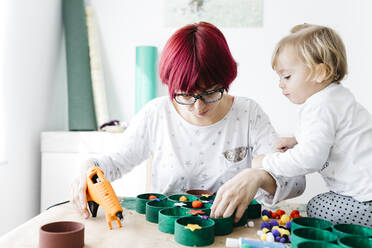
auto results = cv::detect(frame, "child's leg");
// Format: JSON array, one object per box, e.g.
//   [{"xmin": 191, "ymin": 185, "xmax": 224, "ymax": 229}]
[{"xmin": 306, "ymin": 191, "xmax": 372, "ymax": 228}]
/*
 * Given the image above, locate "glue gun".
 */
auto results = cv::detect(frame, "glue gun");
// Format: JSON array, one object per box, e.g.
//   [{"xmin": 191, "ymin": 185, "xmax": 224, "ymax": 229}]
[{"xmin": 86, "ymin": 166, "xmax": 124, "ymax": 229}]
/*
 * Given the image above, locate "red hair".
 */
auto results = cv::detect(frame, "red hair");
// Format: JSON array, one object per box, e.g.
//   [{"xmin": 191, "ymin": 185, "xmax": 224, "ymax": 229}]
[{"xmin": 159, "ymin": 22, "xmax": 237, "ymax": 99}]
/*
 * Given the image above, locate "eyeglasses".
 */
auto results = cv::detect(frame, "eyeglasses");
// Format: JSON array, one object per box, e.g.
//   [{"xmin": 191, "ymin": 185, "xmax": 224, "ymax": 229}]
[{"xmin": 174, "ymin": 87, "xmax": 224, "ymax": 105}]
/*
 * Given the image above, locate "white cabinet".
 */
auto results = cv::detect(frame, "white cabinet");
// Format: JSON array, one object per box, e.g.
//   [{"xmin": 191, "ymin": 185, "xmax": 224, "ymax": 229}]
[{"xmin": 40, "ymin": 132, "xmax": 148, "ymax": 211}]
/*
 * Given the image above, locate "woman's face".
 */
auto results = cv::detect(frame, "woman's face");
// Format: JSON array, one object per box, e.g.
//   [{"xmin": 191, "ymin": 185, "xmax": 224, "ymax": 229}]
[{"xmin": 174, "ymin": 84, "xmax": 225, "ymax": 123}]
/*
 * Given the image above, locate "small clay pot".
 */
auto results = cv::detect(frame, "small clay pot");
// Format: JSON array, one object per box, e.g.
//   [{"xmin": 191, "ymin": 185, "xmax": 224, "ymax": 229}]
[{"xmin": 39, "ymin": 221, "xmax": 84, "ymax": 248}]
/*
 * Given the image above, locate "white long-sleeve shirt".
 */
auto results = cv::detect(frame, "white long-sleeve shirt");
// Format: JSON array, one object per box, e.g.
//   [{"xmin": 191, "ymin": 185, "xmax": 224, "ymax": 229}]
[
  {"xmin": 263, "ymin": 83, "xmax": 372, "ymax": 202},
  {"xmin": 96, "ymin": 96, "xmax": 305, "ymax": 205}
]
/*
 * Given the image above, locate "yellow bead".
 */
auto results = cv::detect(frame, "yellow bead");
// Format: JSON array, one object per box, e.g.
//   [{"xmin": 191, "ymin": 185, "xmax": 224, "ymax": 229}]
[
  {"xmin": 272, "ymin": 226, "xmax": 280, "ymax": 230},
  {"xmin": 280, "ymin": 214, "xmax": 290, "ymax": 224},
  {"xmin": 262, "ymin": 215, "xmax": 269, "ymax": 221},
  {"xmin": 262, "ymin": 228, "xmax": 270, "ymax": 234},
  {"xmin": 260, "ymin": 234, "xmax": 267, "ymax": 241}
]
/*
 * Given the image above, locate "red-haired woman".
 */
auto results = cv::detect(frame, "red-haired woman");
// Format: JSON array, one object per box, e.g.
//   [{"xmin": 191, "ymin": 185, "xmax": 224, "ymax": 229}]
[{"xmin": 71, "ymin": 22, "xmax": 305, "ymax": 223}]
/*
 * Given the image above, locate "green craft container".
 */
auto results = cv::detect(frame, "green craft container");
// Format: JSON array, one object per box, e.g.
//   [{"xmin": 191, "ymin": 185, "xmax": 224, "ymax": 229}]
[
  {"xmin": 338, "ymin": 236, "xmax": 372, "ymax": 247},
  {"xmin": 210, "ymin": 215, "xmax": 234, "ymax": 236},
  {"xmin": 135, "ymin": 193, "xmax": 167, "ymax": 214},
  {"xmin": 199, "ymin": 194, "xmax": 215, "ymax": 204},
  {"xmin": 234, "ymin": 199, "xmax": 261, "ymax": 227},
  {"xmin": 168, "ymin": 194, "xmax": 199, "ymax": 208},
  {"xmin": 332, "ymin": 223, "xmax": 372, "ymax": 239},
  {"xmin": 291, "ymin": 217, "xmax": 333, "ymax": 233},
  {"xmin": 158, "ymin": 207, "xmax": 191, "ymax": 234},
  {"xmin": 292, "ymin": 227, "xmax": 338, "ymax": 248},
  {"xmin": 145, "ymin": 199, "xmax": 174, "ymax": 223},
  {"xmin": 297, "ymin": 241, "xmax": 341, "ymax": 248},
  {"xmin": 174, "ymin": 216, "xmax": 215, "ymax": 247}
]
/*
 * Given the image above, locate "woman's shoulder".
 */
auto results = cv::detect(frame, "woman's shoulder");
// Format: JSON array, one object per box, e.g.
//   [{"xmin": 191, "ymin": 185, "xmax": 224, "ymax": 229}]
[{"xmin": 232, "ymin": 96, "xmax": 263, "ymax": 112}]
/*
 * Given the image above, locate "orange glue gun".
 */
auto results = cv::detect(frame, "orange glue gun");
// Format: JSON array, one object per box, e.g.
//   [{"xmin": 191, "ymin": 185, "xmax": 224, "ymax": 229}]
[{"xmin": 86, "ymin": 166, "xmax": 123, "ymax": 229}]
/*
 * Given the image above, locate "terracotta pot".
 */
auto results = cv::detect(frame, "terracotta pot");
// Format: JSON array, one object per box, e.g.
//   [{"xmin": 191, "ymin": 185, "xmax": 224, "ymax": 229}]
[{"xmin": 39, "ymin": 221, "xmax": 84, "ymax": 248}]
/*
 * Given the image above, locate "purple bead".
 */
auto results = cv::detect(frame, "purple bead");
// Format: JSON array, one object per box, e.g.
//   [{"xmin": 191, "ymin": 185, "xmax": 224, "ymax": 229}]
[
  {"xmin": 280, "ymin": 237, "xmax": 286, "ymax": 243},
  {"xmin": 275, "ymin": 236, "xmax": 281, "ymax": 242},
  {"xmin": 272, "ymin": 229, "xmax": 281, "ymax": 237},
  {"xmin": 289, "ymin": 235, "xmax": 291, "ymax": 242},
  {"xmin": 270, "ymin": 220, "xmax": 279, "ymax": 227},
  {"xmin": 209, "ymin": 200, "xmax": 214, "ymax": 203},
  {"xmin": 260, "ymin": 221, "xmax": 271, "ymax": 229},
  {"xmin": 286, "ymin": 221, "xmax": 291, "ymax": 230},
  {"xmin": 262, "ymin": 209, "xmax": 270, "ymax": 217}
]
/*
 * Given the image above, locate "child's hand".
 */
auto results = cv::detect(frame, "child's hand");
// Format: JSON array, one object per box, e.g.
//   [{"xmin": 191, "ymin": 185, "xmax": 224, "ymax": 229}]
[
  {"xmin": 276, "ymin": 137, "xmax": 298, "ymax": 152},
  {"xmin": 252, "ymin": 154, "xmax": 265, "ymax": 169}
]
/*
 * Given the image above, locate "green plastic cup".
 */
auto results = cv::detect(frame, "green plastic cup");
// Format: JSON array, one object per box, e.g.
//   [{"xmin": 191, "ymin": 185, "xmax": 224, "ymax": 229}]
[
  {"xmin": 297, "ymin": 241, "xmax": 341, "ymax": 248},
  {"xmin": 210, "ymin": 215, "xmax": 233, "ymax": 236},
  {"xmin": 338, "ymin": 236, "xmax": 372, "ymax": 248},
  {"xmin": 291, "ymin": 217, "xmax": 333, "ymax": 233},
  {"xmin": 158, "ymin": 207, "xmax": 191, "ymax": 234},
  {"xmin": 292, "ymin": 227, "xmax": 338, "ymax": 248},
  {"xmin": 174, "ymin": 216, "xmax": 215, "ymax": 246},
  {"xmin": 145, "ymin": 199, "xmax": 174, "ymax": 223},
  {"xmin": 135, "ymin": 193, "xmax": 167, "ymax": 214},
  {"xmin": 234, "ymin": 199, "xmax": 261, "ymax": 227},
  {"xmin": 332, "ymin": 223, "xmax": 372, "ymax": 239},
  {"xmin": 168, "ymin": 194, "xmax": 199, "ymax": 208}
]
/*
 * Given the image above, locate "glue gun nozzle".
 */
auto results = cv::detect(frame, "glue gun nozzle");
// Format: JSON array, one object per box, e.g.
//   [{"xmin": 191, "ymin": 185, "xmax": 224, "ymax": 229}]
[{"xmin": 116, "ymin": 211, "xmax": 123, "ymax": 221}]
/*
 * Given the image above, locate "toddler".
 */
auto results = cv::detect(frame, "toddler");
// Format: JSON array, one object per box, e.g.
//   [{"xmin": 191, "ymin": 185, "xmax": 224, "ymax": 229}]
[{"xmin": 254, "ymin": 24, "xmax": 372, "ymax": 227}]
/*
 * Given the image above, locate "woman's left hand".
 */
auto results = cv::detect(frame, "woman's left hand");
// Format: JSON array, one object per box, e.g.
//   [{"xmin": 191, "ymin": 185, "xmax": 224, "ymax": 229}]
[{"xmin": 210, "ymin": 168, "xmax": 272, "ymax": 223}]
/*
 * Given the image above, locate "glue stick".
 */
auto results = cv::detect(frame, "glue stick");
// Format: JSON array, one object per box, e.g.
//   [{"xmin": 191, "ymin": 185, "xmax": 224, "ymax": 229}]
[{"xmin": 225, "ymin": 237, "xmax": 287, "ymax": 248}]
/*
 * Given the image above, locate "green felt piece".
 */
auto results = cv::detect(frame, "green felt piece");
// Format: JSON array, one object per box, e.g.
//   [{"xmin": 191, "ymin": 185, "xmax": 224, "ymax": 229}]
[
  {"xmin": 135, "ymin": 46, "xmax": 157, "ymax": 113},
  {"xmin": 135, "ymin": 193, "xmax": 167, "ymax": 214},
  {"xmin": 332, "ymin": 223, "xmax": 372, "ymax": 239},
  {"xmin": 63, "ymin": 0, "xmax": 97, "ymax": 131},
  {"xmin": 145, "ymin": 200, "xmax": 174, "ymax": 224},
  {"xmin": 234, "ymin": 200, "xmax": 261, "ymax": 227},
  {"xmin": 168, "ymin": 194, "xmax": 199, "ymax": 208},
  {"xmin": 210, "ymin": 215, "xmax": 233, "ymax": 236},
  {"xmin": 291, "ymin": 227, "xmax": 338, "ymax": 248},
  {"xmin": 291, "ymin": 217, "xmax": 333, "ymax": 233},
  {"xmin": 174, "ymin": 216, "xmax": 215, "ymax": 247},
  {"xmin": 120, "ymin": 197, "xmax": 136, "ymax": 210},
  {"xmin": 297, "ymin": 241, "xmax": 340, "ymax": 248},
  {"xmin": 158, "ymin": 207, "xmax": 191, "ymax": 234},
  {"xmin": 338, "ymin": 236, "xmax": 372, "ymax": 248}
]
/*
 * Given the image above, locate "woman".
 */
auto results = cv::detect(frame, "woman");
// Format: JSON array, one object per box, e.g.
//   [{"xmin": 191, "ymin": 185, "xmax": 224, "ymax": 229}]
[{"xmin": 71, "ymin": 22, "xmax": 305, "ymax": 223}]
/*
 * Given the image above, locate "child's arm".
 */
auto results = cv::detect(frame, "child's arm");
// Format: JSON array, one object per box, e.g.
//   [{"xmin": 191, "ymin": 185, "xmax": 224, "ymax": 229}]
[{"xmin": 262, "ymin": 105, "xmax": 336, "ymax": 178}]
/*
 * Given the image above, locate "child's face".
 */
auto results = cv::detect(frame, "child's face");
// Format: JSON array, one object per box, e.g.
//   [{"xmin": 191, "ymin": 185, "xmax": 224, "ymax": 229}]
[{"xmin": 275, "ymin": 46, "xmax": 321, "ymax": 104}]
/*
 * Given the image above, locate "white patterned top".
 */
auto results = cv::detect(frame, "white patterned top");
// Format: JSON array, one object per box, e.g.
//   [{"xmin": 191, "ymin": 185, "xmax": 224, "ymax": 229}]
[{"xmin": 95, "ymin": 96, "xmax": 306, "ymax": 206}]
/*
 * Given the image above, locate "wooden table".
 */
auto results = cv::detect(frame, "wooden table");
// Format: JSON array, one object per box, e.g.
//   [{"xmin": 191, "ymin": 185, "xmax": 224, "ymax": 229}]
[{"xmin": 0, "ymin": 201, "xmax": 306, "ymax": 247}]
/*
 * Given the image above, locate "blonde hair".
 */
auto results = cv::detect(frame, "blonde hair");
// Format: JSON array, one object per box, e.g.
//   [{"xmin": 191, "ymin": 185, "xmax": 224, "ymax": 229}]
[{"xmin": 272, "ymin": 24, "xmax": 348, "ymax": 83}]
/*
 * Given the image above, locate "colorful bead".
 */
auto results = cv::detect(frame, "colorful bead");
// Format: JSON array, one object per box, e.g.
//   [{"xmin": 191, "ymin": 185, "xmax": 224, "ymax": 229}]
[
  {"xmin": 262, "ymin": 215, "xmax": 269, "ymax": 221},
  {"xmin": 247, "ymin": 221, "xmax": 254, "ymax": 228},
  {"xmin": 148, "ymin": 195, "xmax": 157, "ymax": 200},
  {"xmin": 260, "ymin": 221, "xmax": 271, "ymax": 229},
  {"xmin": 179, "ymin": 196, "xmax": 188, "ymax": 202},
  {"xmin": 192, "ymin": 200, "xmax": 203, "ymax": 208}
]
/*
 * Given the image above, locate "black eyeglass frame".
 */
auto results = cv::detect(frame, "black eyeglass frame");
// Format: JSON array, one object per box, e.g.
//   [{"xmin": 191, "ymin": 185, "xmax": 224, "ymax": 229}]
[{"xmin": 174, "ymin": 87, "xmax": 225, "ymax": 105}]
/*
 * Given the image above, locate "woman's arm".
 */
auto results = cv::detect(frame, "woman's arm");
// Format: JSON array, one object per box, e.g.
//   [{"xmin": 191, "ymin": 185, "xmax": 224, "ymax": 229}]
[{"xmin": 210, "ymin": 168, "xmax": 276, "ymax": 222}]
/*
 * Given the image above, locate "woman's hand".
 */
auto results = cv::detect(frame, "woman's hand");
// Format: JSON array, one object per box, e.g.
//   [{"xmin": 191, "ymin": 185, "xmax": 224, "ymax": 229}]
[
  {"xmin": 276, "ymin": 137, "xmax": 297, "ymax": 152},
  {"xmin": 70, "ymin": 160, "xmax": 96, "ymax": 219},
  {"xmin": 210, "ymin": 168, "xmax": 276, "ymax": 223}
]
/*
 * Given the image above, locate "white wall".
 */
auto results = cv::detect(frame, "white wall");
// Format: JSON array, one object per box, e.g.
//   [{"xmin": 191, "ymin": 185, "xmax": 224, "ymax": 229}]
[
  {"xmin": 1, "ymin": 0, "xmax": 372, "ymax": 235},
  {"xmin": 0, "ymin": 0, "xmax": 66, "ymax": 235}
]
